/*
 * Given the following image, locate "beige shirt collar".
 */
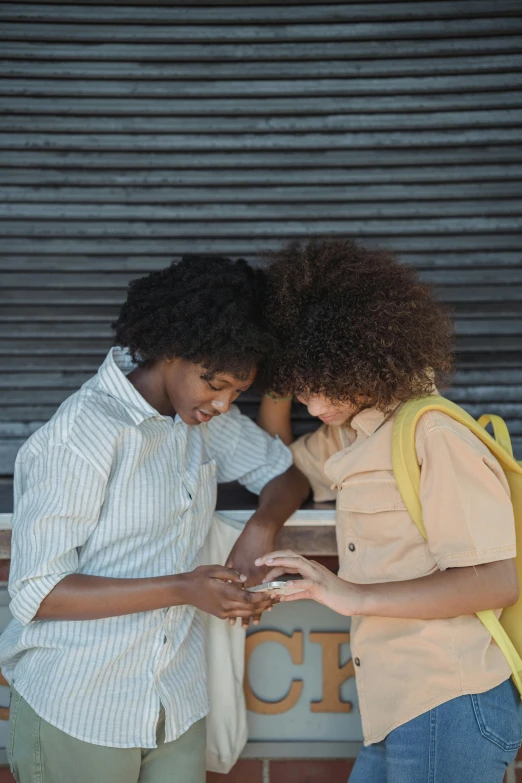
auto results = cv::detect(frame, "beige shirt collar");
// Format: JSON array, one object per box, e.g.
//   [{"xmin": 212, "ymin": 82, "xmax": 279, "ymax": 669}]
[{"xmin": 349, "ymin": 406, "xmax": 389, "ymax": 437}]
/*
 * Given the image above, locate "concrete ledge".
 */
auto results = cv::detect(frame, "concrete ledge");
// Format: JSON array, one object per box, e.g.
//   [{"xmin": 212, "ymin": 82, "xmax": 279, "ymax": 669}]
[{"xmin": 0, "ymin": 509, "xmax": 338, "ymax": 560}]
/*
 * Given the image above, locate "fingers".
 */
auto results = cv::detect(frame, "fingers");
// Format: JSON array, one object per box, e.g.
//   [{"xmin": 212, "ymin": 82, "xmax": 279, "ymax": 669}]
[
  {"xmin": 220, "ymin": 592, "xmax": 271, "ymax": 626},
  {"xmin": 258, "ymin": 556, "xmax": 316, "ymax": 581},
  {"xmin": 210, "ymin": 565, "xmax": 247, "ymax": 584},
  {"xmin": 241, "ymin": 611, "xmax": 263, "ymax": 628},
  {"xmin": 262, "ymin": 566, "xmax": 300, "ymax": 582},
  {"xmin": 255, "ymin": 550, "xmax": 299, "ymax": 567},
  {"xmin": 276, "ymin": 590, "xmax": 313, "ymax": 603},
  {"xmin": 288, "ymin": 578, "xmax": 314, "ymax": 589},
  {"xmin": 225, "ymin": 607, "xmax": 267, "ymax": 619}
]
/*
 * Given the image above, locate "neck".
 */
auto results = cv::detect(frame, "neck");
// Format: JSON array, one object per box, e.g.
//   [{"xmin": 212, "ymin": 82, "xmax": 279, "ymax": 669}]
[{"xmin": 127, "ymin": 365, "xmax": 176, "ymax": 417}]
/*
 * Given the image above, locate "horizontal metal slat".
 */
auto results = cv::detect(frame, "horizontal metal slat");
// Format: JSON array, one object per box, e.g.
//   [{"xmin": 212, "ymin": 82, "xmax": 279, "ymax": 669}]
[
  {"xmin": 1, "ymin": 251, "xmax": 521, "ymax": 272},
  {"xmin": 2, "ymin": 109, "xmax": 522, "ymax": 134},
  {"xmin": 3, "ymin": 164, "xmax": 522, "ymax": 186},
  {"xmin": 0, "ymin": 372, "xmax": 92, "ymax": 389},
  {"xmin": 2, "ymin": 54, "xmax": 522, "ymax": 81},
  {"xmin": 0, "ymin": 339, "xmax": 113, "ymax": 353},
  {"xmin": 3, "ymin": 234, "xmax": 522, "ymax": 254},
  {"xmin": 3, "ymin": 200, "xmax": 522, "ymax": 220},
  {"xmin": 2, "ymin": 2, "xmax": 520, "ymax": 25},
  {"xmin": 2, "ymin": 129, "xmax": 521, "ymax": 150},
  {"xmin": 3, "ymin": 73, "xmax": 522, "ymax": 98},
  {"xmin": 3, "ymin": 147, "xmax": 521, "ymax": 169},
  {"xmin": 1, "ymin": 217, "xmax": 521, "ymax": 236},
  {"xmin": 2, "ymin": 19, "xmax": 522, "ymax": 43},
  {"xmin": 3, "ymin": 92, "xmax": 521, "ymax": 115},
  {"xmin": 3, "ymin": 37, "xmax": 522, "ymax": 62},
  {"xmin": 2, "ymin": 182, "xmax": 522, "ymax": 204}
]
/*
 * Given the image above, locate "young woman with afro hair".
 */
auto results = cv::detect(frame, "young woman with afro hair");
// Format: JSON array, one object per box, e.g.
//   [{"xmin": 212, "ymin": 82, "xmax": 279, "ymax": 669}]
[
  {"xmin": 257, "ymin": 238, "xmax": 522, "ymax": 783},
  {"xmin": 1, "ymin": 255, "xmax": 309, "ymax": 783}
]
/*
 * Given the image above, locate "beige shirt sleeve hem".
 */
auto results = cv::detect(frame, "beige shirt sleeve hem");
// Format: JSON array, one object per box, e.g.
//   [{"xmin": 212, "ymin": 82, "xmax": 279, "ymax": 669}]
[
  {"xmin": 437, "ymin": 544, "xmax": 516, "ymax": 571},
  {"xmin": 290, "ymin": 429, "xmax": 339, "ymax": 503}
]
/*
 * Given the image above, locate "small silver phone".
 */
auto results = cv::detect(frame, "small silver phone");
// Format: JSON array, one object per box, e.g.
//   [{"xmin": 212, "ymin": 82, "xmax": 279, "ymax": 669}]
[
  {"xmin": 247, "ymin": 580, "xmax": 305, "ymax": 596},
  {"xmin": 247, "ymin": 581, "xmax": 288, "ymax": 594}
]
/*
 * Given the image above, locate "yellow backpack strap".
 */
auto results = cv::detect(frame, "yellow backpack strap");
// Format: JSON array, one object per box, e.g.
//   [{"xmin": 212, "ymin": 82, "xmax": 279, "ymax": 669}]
[
  {"xmin": 392, "ymin": 396, "xmax": 522, "ymax": 698},
  {"xmin": 477, "ymin": 414, "xmax": 514, "ymax": 458},
  {"xmin": 392, "ymin": 396, "xmax": 522, "ymax": 534}
]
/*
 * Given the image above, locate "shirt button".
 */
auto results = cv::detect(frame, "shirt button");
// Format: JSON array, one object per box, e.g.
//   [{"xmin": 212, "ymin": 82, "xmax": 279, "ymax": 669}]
[
  {"xmin": 348, "ymin": 543, "xmax": 356, "ymax": 552},
  {"xmin": 354, "ymin": 657, "xmax": 361, "ymax": 667}
]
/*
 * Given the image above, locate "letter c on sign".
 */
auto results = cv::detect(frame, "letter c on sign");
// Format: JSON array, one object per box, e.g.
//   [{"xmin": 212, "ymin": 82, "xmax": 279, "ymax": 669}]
[{"xmin": 244, "ymin": 630, "xmax": 304, "ymax": 714}]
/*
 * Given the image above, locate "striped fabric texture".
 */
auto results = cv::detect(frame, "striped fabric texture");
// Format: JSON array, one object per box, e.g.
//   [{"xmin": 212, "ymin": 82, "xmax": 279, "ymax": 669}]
[{"xmin": 0, "ymin": 347, "xmax": 292, "ymax": 747}]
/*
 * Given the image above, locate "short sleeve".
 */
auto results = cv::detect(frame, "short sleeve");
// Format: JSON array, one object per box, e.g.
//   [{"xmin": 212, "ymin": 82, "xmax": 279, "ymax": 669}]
[
  {"xmin": 291, "ymin": 425, "xmax": 344, "ymax": 502},
  {"xmin": 9, "ymin": 443, "xmax": 107, "ymax": 625},
  {"xmin": 416, "ymin": 413, "xmax": 516, "ymax": 571},
  {"xmin": 203, "ymin": 405, "xmax": 293, "ymax": 495}
]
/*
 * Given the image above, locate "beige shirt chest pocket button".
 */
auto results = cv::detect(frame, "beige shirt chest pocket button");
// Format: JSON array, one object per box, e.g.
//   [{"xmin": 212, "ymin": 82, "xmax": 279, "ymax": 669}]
[{"xmin": 337, "ymin": 476, "xmax": 430, "ymax": 582}]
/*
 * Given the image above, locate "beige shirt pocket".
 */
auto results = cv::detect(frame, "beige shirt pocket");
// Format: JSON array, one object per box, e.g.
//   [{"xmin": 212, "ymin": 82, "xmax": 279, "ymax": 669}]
[{"xmin": 336, "ymin": 475, "xmax": 432, "ymax": 583}]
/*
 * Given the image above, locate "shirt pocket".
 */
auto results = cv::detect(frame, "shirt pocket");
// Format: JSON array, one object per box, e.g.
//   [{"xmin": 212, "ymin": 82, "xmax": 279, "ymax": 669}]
[{"xmin": 337, "ymin": 477, "xmax": 429, "ymax": 581}]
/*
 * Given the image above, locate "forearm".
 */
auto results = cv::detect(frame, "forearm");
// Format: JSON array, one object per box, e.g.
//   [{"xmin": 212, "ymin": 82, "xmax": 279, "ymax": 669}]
[
  {"xmin": 358, "ymin": 559, "xmax": 519, "ymax": 620},
  {"xmin": 257, "ymin": 396, "xmax": 293, "ymax": 445},
  {"xmin": 35, "ymin": 572, "xmax": 189, "ymax": 621},
  {"xmin": 251, "ymin": 465, "xmax": 310, "ymax": 534}
]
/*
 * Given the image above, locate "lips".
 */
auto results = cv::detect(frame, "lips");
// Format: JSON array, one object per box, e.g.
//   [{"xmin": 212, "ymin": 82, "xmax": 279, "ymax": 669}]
[
  {"xmin": 318, "ymin": 413, "xmax": 338, "ymax": 424},
  {"xmin": 195, "ymin": 409, "xmax": 213, "ymax": 423}
]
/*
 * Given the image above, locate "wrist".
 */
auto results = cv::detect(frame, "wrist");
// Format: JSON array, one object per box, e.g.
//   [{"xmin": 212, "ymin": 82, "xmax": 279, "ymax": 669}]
[
  {"xmin": 264, "ymin": 392, "xmax": 293, "ymax": 403},
  {"xmin": 352, "ymin": 583, "xmax": 373, "ymax": 616},
  {"xmin": 167, "ymin": 572, "xmax": 193, "ymax": 607}
]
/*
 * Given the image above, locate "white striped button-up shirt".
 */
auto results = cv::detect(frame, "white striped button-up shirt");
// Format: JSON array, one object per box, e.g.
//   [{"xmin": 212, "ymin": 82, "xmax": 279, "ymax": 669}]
[{"xmin": 0, "ymin": 347, "xmax": 292, "ymax": 747}]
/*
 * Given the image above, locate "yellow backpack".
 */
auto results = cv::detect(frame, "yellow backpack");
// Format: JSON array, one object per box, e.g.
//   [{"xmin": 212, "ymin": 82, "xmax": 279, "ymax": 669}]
[{"xmin": 391, "ymin": 395, "xmax": 522, "ymax": 698}]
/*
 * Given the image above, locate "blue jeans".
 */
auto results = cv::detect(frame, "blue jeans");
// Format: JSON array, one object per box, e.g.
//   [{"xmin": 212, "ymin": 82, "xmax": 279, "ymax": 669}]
[{"xmin": 350, "ymin": 679, "xmax": 522, "ymax": 783}]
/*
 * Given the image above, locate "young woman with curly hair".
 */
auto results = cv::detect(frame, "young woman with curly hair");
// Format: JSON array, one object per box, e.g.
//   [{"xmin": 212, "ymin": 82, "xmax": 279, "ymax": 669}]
[
  {"xmin": 0, "ymin": 255, "xmax": 309, "ymax": 783},
  {"xmin": 257, "ymin": 238, "xmax": 522, "ymax": 783}
]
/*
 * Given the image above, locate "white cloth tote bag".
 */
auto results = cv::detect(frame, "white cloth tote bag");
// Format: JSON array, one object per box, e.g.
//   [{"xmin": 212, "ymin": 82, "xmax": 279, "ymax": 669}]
[{"xmin": 198, "ymin": 512, "xmax": 249, "ymax": 774}]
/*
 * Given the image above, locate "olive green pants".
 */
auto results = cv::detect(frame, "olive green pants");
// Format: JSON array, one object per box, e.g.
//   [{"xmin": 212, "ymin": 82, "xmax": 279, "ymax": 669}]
[{"xmin": 7, "ymin": 690, "xmax": 206, "ymax": 783}]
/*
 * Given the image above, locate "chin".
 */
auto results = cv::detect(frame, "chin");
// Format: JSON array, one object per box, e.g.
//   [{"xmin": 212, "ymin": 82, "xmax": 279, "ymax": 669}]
[{"xmin": 176, "ymin": 410, "xmax": 200, "ymax": 426}]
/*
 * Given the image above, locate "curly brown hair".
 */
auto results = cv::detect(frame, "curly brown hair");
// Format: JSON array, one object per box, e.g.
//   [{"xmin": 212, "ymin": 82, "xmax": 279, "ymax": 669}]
[{"xmin": 264, "ymin": 237, "xmax": 454, "ymax": 411}]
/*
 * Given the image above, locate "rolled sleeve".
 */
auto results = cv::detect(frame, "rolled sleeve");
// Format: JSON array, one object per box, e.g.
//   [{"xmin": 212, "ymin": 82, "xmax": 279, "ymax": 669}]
[
  {"xmin": 203, "ymin": 405, "xmax": 293, "ymax": 495},
  {"xmin": 417, "ymin": 414, "xmax": 516, "ymax": 571},
  {"xmin": 291, "ymin": 425, "xmax": 343, "ymax": 502},
  {"xmin": 9, "ymin": 443, "xmax": 106, "ymax": 625}
]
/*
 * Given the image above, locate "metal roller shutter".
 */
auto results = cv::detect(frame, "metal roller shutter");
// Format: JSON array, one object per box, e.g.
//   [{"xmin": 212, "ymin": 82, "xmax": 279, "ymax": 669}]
[{"xmin": 0, "ymin": 0, "xmax": 521, "ymax": 486}]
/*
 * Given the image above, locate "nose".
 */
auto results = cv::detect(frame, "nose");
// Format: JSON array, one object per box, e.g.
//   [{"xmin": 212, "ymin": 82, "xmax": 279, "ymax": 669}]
[
  {"xmin": 306, "ymin": 399, "xmax": 329, "ymax": 418},
  {"xmin": 211, "ymin": 394, "xmax": 232, "ymax": 415}
]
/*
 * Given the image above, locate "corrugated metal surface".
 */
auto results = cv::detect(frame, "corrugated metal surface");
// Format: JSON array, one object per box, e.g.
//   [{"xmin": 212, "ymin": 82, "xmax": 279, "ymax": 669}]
[{"xmin": 1, "ymin": 0, "xmax": 521, "ymax": 478}]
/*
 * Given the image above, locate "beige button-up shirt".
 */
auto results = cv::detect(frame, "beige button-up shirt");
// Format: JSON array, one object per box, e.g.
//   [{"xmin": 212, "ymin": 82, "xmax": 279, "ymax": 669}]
[{"xmin": 291, "ymin": 405, "xmax": 516, "ymax": 745}]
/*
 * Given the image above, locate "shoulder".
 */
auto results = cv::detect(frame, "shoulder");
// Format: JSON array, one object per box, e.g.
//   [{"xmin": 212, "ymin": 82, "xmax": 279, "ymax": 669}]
[
  {"xmin": 203, "ymin": 403, "xmax": 281, "ymax": 449},
  {"xmin": 19, "ymin": 385, "xmax": 140, "ymax": 479},
  {"xmin": 203, "ymin": 403, "xmax": 244, "ymax": 440},
  {"xmin": 414, "ymin": 409, "xmax": 499, "ymax": 469}
]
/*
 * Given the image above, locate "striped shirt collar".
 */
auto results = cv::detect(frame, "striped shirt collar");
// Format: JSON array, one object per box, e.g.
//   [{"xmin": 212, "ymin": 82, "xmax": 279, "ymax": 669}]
[{"xmin": 96, "ymin": 346, "xmax": 166, "ymax": 426}]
